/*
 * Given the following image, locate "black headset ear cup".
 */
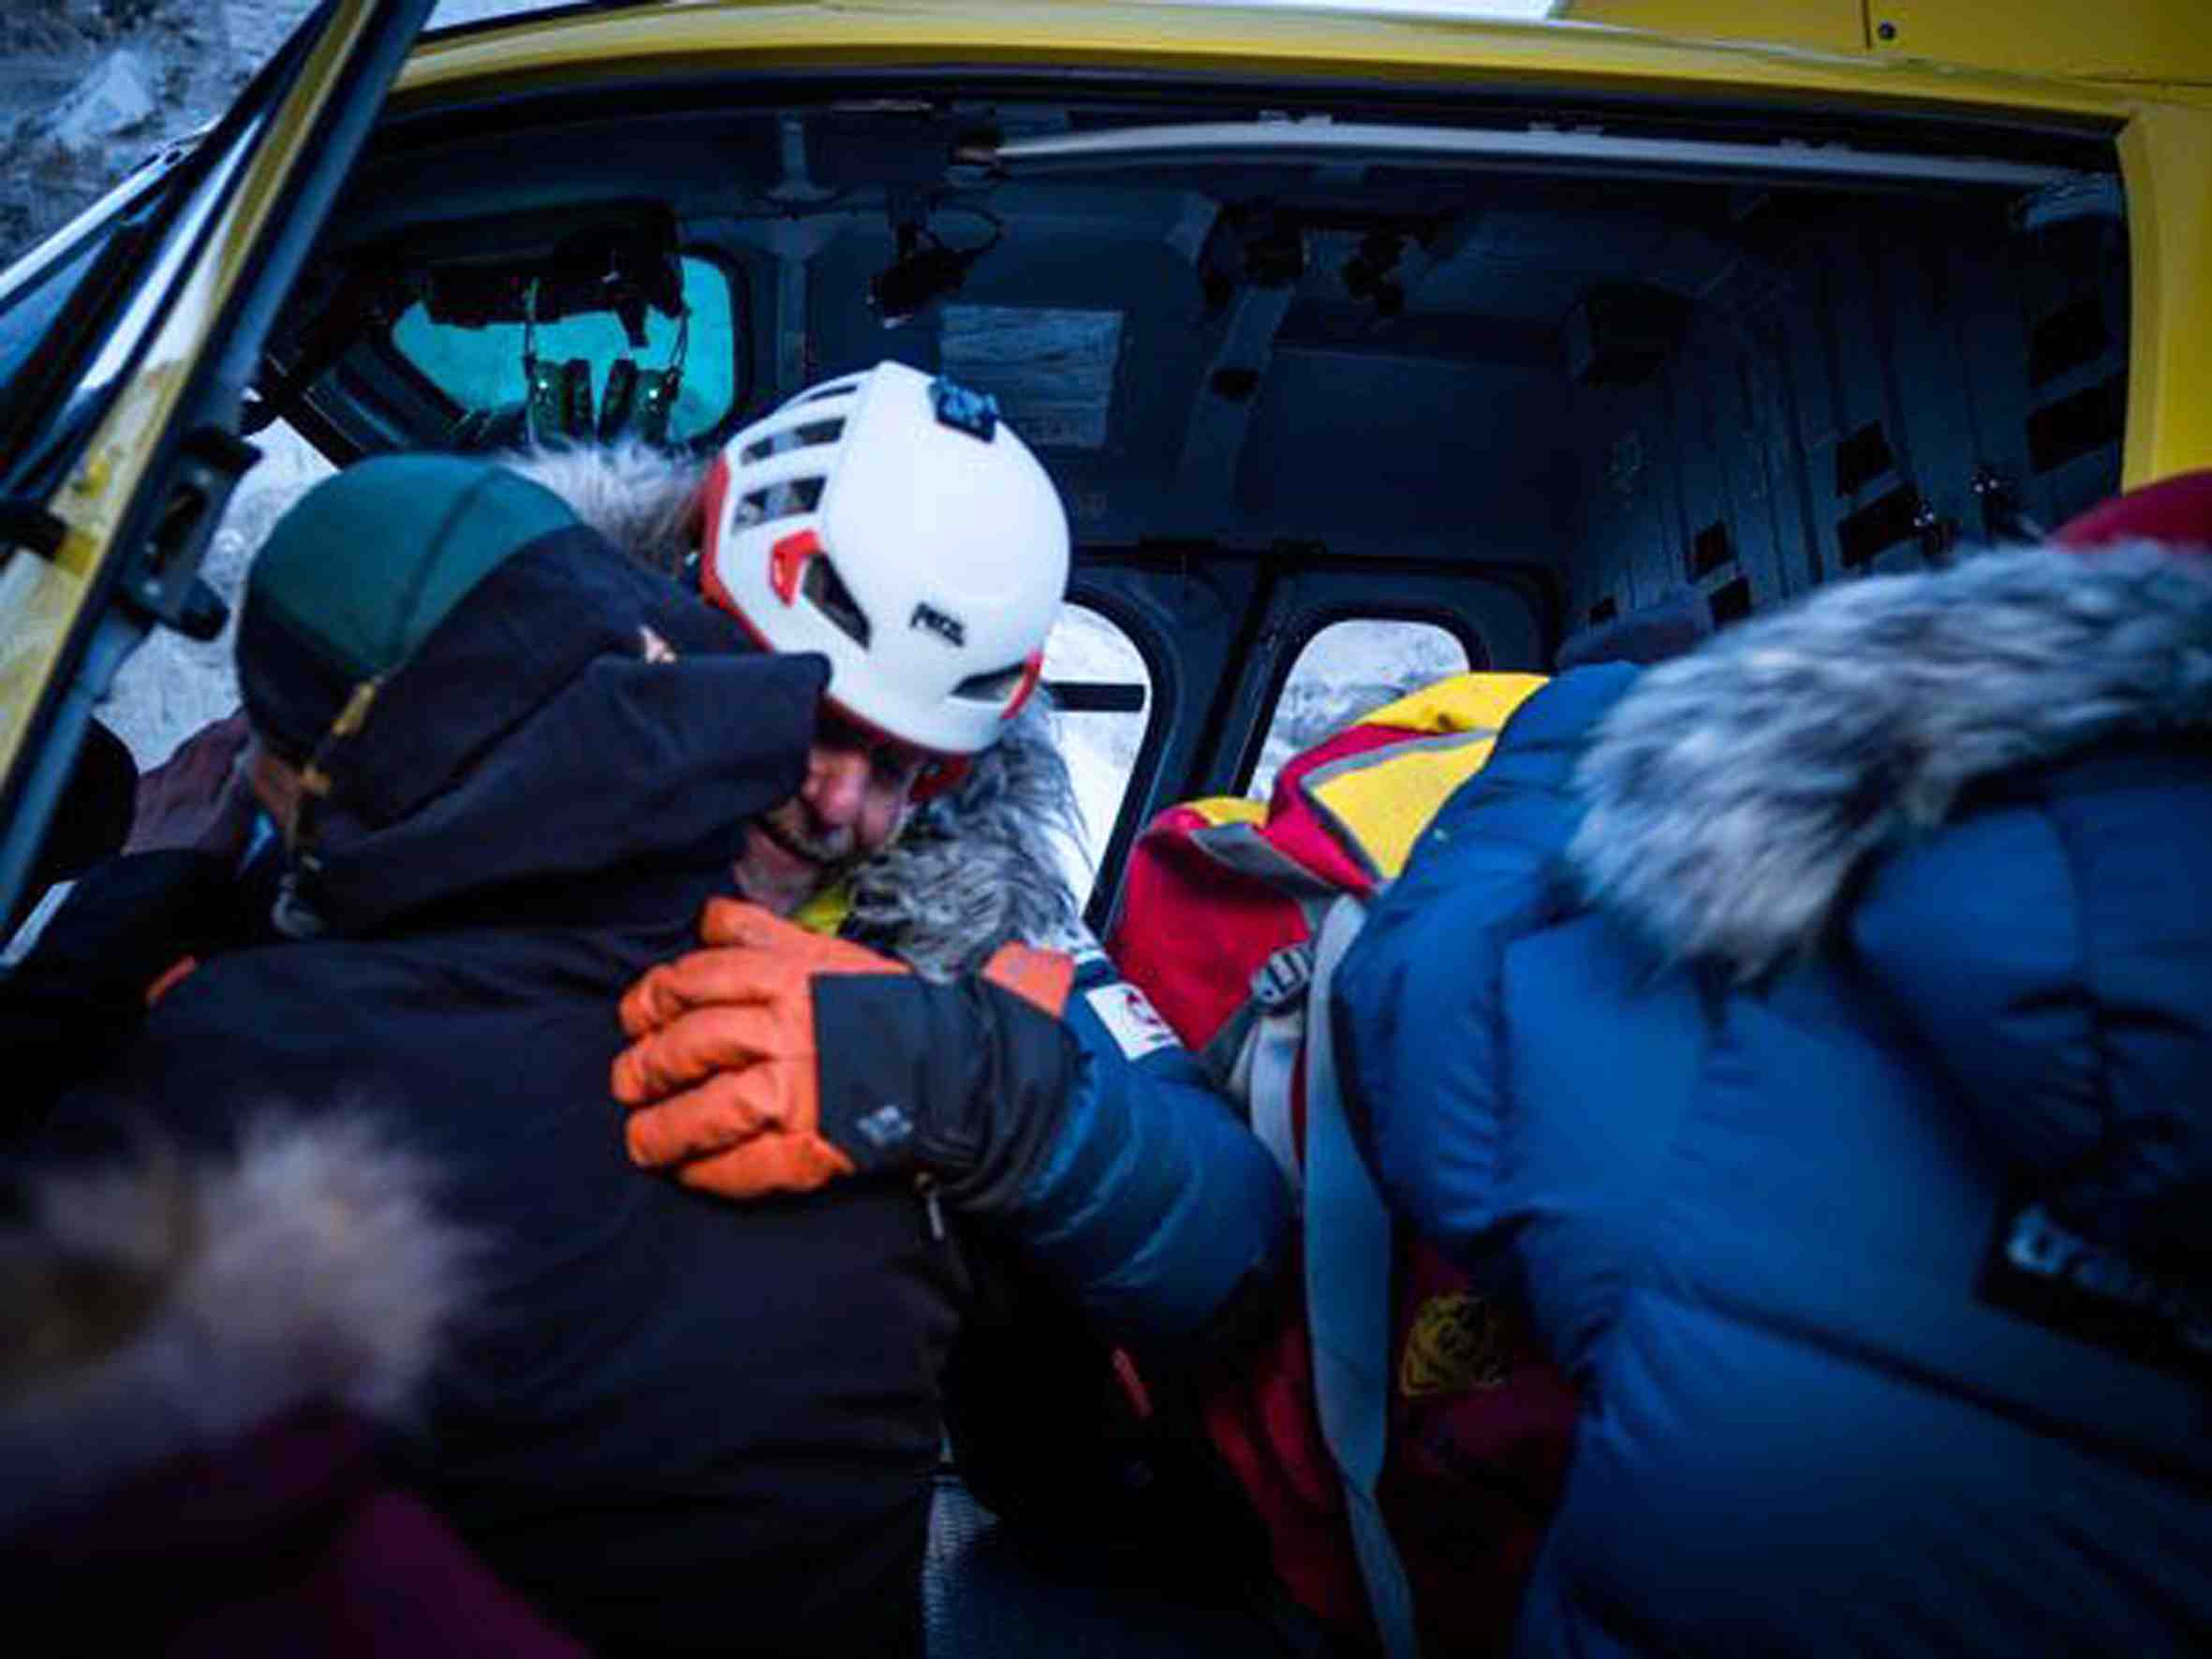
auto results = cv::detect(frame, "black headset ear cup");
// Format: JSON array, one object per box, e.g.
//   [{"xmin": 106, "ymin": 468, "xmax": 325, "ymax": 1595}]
[
  {"xmin": 557, "ymin": 358, "xmax": 595, "ymax": 438},
  {"xmin": 525, "ymin": 356, "xmax": 564, "ymax": 441},
  {"xmin": 635, "ymin": 363, "xmax": 682, "ymax": 445},
  {"xmin": 598, "ymin": 358, "xmax": 641, "ymax": 442}
]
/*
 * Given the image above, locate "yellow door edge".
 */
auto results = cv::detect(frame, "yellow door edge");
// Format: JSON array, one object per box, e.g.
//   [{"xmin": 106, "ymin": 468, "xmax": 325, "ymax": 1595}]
[
  {"xmin": 394, "ymin": 1, "xmax": 2138, "ymax": 126},
  {"xmin": 2118, "ymin": 100, "xmax": 2212, "ymax": 486}
]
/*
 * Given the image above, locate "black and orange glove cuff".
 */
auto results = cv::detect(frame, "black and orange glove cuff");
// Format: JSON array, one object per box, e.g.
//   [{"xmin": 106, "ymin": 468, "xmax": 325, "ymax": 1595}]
[{"xmin": 811, "ymin": 973, "xmax": 1080, "ymax": 1197}]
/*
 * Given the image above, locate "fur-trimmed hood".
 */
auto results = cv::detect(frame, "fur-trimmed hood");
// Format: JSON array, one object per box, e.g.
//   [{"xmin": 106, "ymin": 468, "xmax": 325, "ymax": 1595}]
[
  {"xmin": 1570, "ymin": 541, "xmax": 2212, "ymax": 979},
  {"xmin": 507, "ymin": 444, "xmax": 1083, "ymax": 977},
  {"xmin": 0, "ymin": 1115, "xmax": 473, "ymax": 1531}
]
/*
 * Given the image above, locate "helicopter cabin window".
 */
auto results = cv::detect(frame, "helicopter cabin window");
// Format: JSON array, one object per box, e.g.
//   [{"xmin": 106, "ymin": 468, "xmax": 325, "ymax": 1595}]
[
  {"xmin": 1249, "ymin": 618, "xmax": 1470, "ymax": 800},
  {"xmin": 390, "ymin": 253, "xmax": 737, "ymax": 448},
  {"xmin": 1042, "ymin": 602, "xmax": 1152, "ymax": 909}
]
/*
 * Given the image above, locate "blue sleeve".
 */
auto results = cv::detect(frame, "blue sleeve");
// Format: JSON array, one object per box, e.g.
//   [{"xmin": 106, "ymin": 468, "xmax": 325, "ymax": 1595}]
[
  {"xmin": 1001, "ymin": 949, "xmax": 1294, "ymax": 1350},
  {"xmin": 1332, "ymin": 667, "xmax": 1638, "ymax": 1261}
]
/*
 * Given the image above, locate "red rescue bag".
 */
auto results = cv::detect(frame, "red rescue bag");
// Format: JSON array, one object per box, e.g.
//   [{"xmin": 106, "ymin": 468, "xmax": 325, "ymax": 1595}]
[{"xmin": 1108, "ymin": 673, "xmax": 1578, "ymax": 1656}]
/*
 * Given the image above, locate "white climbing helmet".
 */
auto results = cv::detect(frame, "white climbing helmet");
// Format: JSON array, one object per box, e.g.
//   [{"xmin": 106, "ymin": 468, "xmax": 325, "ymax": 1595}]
[{"xmin": 700, "ymin": 360, "xmax": 1069, "ymax": 758}]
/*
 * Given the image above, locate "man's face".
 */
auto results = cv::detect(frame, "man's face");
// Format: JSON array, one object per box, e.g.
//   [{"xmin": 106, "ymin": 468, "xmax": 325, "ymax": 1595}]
[{"xmin": 730, "ymin": 711, "xmax": 936, "ymax": 916}]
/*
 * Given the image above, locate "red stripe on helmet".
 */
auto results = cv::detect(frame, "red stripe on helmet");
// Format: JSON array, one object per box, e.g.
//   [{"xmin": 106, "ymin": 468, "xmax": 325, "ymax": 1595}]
[
  {"xmin": 697, "ymin": 449, "xmax": 742, "ymax": 619},
  {"xmin": 1001, "ymin": 650, "xmax": 1044, "ymax": 722},
  {"xmin": 770, "ymin": 528, "xmax": 822, "ymax": 605}
]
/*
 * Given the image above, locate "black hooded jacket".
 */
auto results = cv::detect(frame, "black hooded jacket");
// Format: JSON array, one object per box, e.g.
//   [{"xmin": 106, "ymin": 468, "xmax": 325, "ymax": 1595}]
[{"xmin": 38, "ymin": 528, "xmax": 973, "ymax": 1656}]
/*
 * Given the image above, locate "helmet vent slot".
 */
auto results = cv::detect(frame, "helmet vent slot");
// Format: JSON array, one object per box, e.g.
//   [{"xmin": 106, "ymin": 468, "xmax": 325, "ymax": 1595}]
[
  {"xmin": 803, "ymin": 552, "xmax": 872, "ymax": 647},
  {"xmin": 952, "ymin": 662, "xmax": 1025, "ymax": 702},
  {"xmin": 737, "ymin": 476, "xmax": 825, "ymax": 526},
  {"xmin": 741, "ymin": 419, "xmax": 845, "ymax": 464}
]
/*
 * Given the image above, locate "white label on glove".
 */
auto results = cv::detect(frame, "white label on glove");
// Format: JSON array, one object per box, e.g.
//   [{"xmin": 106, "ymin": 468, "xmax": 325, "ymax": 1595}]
[{"xmin": 1085, "ymin": 980, "xmax": 1180, "ymax": 1062}]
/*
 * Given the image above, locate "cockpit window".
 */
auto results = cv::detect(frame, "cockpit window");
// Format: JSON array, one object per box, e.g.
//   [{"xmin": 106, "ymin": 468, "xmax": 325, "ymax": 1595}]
[{"xmin": 389, "ymin": 252, "xmax": 737, "ymax": 446}]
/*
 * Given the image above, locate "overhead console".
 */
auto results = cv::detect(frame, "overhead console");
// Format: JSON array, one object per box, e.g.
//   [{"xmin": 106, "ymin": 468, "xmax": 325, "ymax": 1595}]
[{"xmin": 265, "ymin": 83, "xmax": 2126, "ymax": 602}]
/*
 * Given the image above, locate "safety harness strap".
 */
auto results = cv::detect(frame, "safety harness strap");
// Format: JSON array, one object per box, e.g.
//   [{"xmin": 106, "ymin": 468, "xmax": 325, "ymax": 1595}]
[{"xmin": 1303, "ymin": 895, "xmax": 1422, "ymax": 1659}]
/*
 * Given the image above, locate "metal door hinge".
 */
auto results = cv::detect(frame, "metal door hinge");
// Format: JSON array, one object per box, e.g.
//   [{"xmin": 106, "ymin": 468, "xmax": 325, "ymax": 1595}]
[
  {"xmin": 120, "ymin": 425, "xmax": 260, "ymax": 642},
  {"xmin": 0, "ymin": 499, "xmax": 68, "ymax": 567}
]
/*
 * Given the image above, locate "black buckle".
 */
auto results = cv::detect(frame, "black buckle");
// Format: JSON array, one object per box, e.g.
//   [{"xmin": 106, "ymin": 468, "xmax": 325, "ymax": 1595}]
[
  {"xmin": 931, "ymin": 376, "xmax": 998, "ymax": 441},
  {"xmin": 1250, "ymin": 941, "xmax": 1314, "ymax": 1013}
]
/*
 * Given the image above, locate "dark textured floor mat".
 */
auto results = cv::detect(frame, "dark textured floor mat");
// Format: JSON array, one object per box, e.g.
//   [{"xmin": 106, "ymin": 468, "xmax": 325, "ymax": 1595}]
[{"xmin": 923, "ymin": 1475, "xmax": 1291, "ymax": 1658}]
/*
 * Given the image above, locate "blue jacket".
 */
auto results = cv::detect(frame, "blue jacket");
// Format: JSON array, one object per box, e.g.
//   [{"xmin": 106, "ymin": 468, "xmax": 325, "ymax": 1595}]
[
  {"xmin": 1013, "ymin": 944, "xmax": 1291, "ymax": 1347},
  {"xmin": 1336, "ymin": 546, "xmax": 2212, "ymax": 1657}
]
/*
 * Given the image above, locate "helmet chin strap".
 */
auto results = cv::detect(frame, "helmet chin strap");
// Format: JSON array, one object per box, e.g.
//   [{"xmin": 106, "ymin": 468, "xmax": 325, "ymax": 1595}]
[
  {"xmin": 908, "ymin": 754, "xmax": 972, "ymax": 803},
  {"xmin": 818, "ymin": 694, "xmax": 973, "ymax": 804},
  {"xmin": 285, "ymin": 679, "xmax": 383, "ymax": 856}
]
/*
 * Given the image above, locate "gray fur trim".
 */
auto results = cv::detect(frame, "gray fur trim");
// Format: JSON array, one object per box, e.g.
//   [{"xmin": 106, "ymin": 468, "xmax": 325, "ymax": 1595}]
[
  {"xmin": 504, "ymin": 442, "xmax": 1085, "ymax": 971},
  {"xmin": 0, "ymin": 1114, "xmax": 475, "ymax": 1526},
  {"xmin": 1571, "ymin": 542, "xmax": 2212, "ymax": 978},
  {"xmin": 846, "ymin": 694, "xmax": 1085, "ymax": 978},
  {"xmin": 504, "ymin": 441, "xmax": 703, "ymax": 577}
]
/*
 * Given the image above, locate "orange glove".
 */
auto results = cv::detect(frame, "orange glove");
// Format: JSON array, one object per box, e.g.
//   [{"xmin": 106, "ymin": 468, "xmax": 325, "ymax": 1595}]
[
  {"xmin": 613, "ymin": 901, "xmax": 906, "ymax": 1197},
  {"xmin": 612, "ymin": 901, "xmax": 1078, "ymax": 1202}
]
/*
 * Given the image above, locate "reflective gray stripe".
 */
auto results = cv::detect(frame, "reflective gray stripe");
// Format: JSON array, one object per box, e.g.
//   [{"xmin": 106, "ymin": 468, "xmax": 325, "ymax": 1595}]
[
  {"xmin": 1199, "ymin": 995, "xmax": 1262, "ymax": 1092},
  {"xmin": 0, "ymin": 877, "xmax": 71, "ymax": 967},
  {"xmin": 1230, "ymin": 942, "xmax": 1314, "ymax": 1194},
  {"xmin": 1187, "ymin": 820, "xmax": 1343, "ymax": 929},
  {"xmin": 1303, "ymin": 896, "xmax": 1422, "ymax": 1659},
  {"xmin": 1243, "ymin": 1006, "xmax": 1306, "ymax": 1197},
  {"xmin": 986, "ymin": 121, "xmax": 2086, "ymax": 191},
  {"xmin": 1298, "ymin": 727, "xmax": 1498, "ymax": 886}
]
